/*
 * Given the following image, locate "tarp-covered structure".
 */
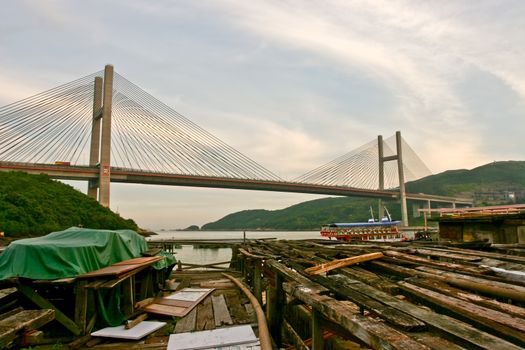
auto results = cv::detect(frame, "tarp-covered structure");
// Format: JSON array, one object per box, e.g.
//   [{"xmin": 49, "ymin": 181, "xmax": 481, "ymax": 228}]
[{"xmin": 0, "ymin": 227, "xmax": 173, "ymax": 280}]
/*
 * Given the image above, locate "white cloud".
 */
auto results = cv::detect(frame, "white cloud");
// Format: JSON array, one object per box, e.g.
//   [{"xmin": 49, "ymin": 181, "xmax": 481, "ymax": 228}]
[{"xmin": 3, "ymin": 0, "xmax": 525, "ymax": 228}]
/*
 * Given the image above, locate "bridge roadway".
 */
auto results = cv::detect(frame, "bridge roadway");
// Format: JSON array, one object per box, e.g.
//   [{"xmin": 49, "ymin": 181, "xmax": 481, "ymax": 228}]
[{"xmin": 0, "ymin": 161, "xmax": 473, "ymax": 205}]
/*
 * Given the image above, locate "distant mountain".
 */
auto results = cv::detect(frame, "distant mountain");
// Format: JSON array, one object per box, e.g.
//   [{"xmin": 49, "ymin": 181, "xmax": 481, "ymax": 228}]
[
  {"xmin": 202, "ymin": 161, "xmax": 525, "ymax": 230},
  {"xmin": 0, "ymin": 172, "xmax": 138, "ymax": 237}
]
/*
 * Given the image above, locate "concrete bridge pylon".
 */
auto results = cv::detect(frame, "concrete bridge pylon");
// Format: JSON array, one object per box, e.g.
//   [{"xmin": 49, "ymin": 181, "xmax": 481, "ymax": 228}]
[
  {"xmin": 378, "ymin": 131, "xmax": 409, "ymax": 226},
  {"xmin": 88, "ymin": 65, "xmax": 113, "ymax": 207}
]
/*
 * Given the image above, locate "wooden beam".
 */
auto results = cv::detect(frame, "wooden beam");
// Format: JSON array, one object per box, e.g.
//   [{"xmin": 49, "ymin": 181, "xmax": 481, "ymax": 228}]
[
  {"xmin": 398, "ymin": 281, "xmax": 525, "ymax": 346},
  {"xmin": 17, "ymin": 284, "xmax": 81, "ymax": 335},
  {"xmin": 305, "ymin": 252, "xmax": 384, "ymax": 275},
  {"xmin": 325, "ymin": 276, "xmax": 523, "ymax": 350},
  {"xmin": 283, "ymin": 281, "xmax": 429, "ymax": 350}
]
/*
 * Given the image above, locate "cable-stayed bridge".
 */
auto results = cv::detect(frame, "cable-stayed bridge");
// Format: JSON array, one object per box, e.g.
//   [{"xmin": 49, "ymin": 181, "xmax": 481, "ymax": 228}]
[{"xmin": 0, "ymin": 65, "xmax": 472, "ymax": 225}]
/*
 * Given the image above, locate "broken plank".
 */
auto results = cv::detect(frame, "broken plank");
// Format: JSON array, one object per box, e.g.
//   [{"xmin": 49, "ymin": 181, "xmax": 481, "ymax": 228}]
[
  {"xmin": 196, "ymin": 296, "xmax": 214, "ymax": 331},
  {"xmin": 212, "ymin": 294, "xmax": 233, "ymax": 326},
  {"xmin": 304, "ymin": 252, "xmax": 384, "ymax": 275},
  {"xmin": 174, "ymin": 308, "xmax": 197, "ymax": 333},
  {"xmin": 0, "ymin": 309, "xmax": 55, "ymax": 349}
]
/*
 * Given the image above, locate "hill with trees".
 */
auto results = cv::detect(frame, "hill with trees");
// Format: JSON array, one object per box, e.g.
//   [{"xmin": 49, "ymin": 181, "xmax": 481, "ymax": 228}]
[
  {"xmin": 202, "ymin": 161, "xmax": 525, "ymax": 230},
  {"xmin": 0, "ymin": 172, "xmax": 137, "ymax": 237}
]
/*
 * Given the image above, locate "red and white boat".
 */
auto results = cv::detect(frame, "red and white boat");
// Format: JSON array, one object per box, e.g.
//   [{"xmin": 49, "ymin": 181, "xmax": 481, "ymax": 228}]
[{"xmin": 320, "ymin": 208, "xmax": 406, "ymax": 242}]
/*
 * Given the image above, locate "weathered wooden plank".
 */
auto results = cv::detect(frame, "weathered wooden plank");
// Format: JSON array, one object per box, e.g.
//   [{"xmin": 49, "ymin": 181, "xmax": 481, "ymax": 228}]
[
  {"xmin": 265, "ymin": 259, "xmax": 328, "ymax": 294},
  {"xmin": 143, "ymin": 304, "xmax": 187, "ymax": 317},
  {"xmin": 0, "ymin": 309, "xmax": 55, "ymax": 349},
  {"xmin": 283, "ymin": 281, "xmax": 430, "ymax": 350},
  {"xmin": 212, "ymin": 294, "xmax": 233, "ymax": 326},
  {"xmin": 407, "ymin": 277, "xmax": 525, "ymax": 319},
  {"xmin": 174, "ymin": 308, "xmax": 197, "ymax": 333},
  {"xmin": 383, "ymin": 250, "xmax": 490, "ymax": 275},
  {"xmin": 415, "ymin": 265, "xmax": 525, "ymax": 302},
  {"xmin": 427, "ymin": 246, "xmax": 525, "ymax": 264},
  {"xmin": 408, "ymin": 332, "xmax": 468, "ymax": 350},
  {"xmin": 326, "ymin": 276, "xmax": 523, "ymax": 350},
  {"xmin": 314, "ymin": 273, "xmax": 426, "ymax": 331},
  {"xmin": 287, "ymin": 262, "xmax": 426, "ymax": 331},
  {"xmin": 196, "ymin": 296, "xmax": 214, "ymax": 331},
  {"xmin": 398, "ymin": 281, "xmax": 525, "ymax": 346},
  {"xmin": 339, "ymin": 265, "xmax": 398, "ymax": 293},
  {"xmin": 305, "ymin": 252, "xmax": 384, "ymax": 275},
  {"xmin": 0, "ymin": 306, "xmax": 23, "ymax": 321},
  {"xmin": 406, "ymin": 248, "xmax": 482, "ymax": 262}
]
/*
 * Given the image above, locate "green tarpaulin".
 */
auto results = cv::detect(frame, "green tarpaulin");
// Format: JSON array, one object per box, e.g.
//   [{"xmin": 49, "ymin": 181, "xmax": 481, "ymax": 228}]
[{"xmin": 0, "ymin": 227, "xmax": 172, "ymax": 280}]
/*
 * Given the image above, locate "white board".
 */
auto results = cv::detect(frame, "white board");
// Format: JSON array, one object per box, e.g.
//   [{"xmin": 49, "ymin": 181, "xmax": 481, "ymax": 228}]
[
  {"xmin": 91, "ymin": 321, "xmax": 166, "ymax": 340},
  {"xmin": 167, "ymin": 325, "xmax": 258, "ymax": 350},
  {"xmin": 165, "ymin": 288, "xmax": 213, "ymax": 302}
]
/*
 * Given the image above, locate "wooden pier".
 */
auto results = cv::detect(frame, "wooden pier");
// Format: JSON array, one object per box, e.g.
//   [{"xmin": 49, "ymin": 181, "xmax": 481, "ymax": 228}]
[
  {"xmin": 235, "ymin": 239, "xmax": 525, "ymax": 350},
  {"xmin": 2, "ymin": 238, "xmax": 525, "ymax": 349}
]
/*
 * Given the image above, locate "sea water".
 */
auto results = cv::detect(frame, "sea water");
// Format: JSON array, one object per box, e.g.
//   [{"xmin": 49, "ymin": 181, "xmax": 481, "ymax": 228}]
[{"xmin": 148, "ymin": 230, "xmax": 323, "ymax": 268}]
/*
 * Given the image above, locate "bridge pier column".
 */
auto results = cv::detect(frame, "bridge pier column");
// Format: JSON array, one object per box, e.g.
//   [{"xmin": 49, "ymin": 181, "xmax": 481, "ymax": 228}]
[
  {"xmin": 396, "ymin": 131, "xmax": 409, "ymax": 227},
  {"xmin": 378, "ymin": 131, "xmax": 409, "ymax": 226},
  {"xmin": 98, "ymin": 65, "xmax": 114, "ymax": 207},
  {"xmin": 88, "ymin": 76, "xmax": 103, "ymax": 200},
  {"xmin": 377, "ymin": 135, "xmax": 385, "ymax": 218}
]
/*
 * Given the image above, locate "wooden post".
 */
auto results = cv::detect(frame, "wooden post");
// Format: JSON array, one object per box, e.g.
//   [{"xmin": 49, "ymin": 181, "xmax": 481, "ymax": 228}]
[
  {"xmin": 267, "ymin": 273, "xmax": 284, "ymax": 347},
  {"xmin": 74, "ymin": 280, "xmax": 88, "ymax": 334},
  {"xmin": 254, "ymin": 260, "xmax": 262, "ymax": 307},
  {"xmin": 312, "ymin": 310, "xmax": 324, "ymax": 350},
  {"xmin": 121, "ymin": 276, "xmax": 134, "ymax": 318}
]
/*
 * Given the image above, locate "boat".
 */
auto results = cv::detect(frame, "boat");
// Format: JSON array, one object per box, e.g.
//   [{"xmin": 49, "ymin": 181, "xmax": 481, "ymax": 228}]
[{"xmin": 320, "ymin": 207, "xmax": 406, "ymax": 242}]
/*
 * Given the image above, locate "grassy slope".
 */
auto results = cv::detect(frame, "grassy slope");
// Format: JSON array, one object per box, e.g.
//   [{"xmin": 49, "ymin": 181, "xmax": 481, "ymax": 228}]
[
  {"xmin": 203, "ymin": 161, "xmax": 525, "ymax": 230},
  {"xmin": 0, "ymin": 172, "xmax": 137, "ymax": 236}
]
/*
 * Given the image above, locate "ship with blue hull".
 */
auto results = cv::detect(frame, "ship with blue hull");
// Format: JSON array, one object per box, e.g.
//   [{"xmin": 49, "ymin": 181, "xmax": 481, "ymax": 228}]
[{"xmin": 321, "ymin": 207, "xmax": 406, "ymax": 242}]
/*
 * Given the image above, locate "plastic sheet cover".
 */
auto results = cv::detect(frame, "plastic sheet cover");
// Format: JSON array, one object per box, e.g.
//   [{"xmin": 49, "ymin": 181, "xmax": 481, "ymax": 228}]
[{"xmin": 0, "ymin": 227, "xmax": 150, "ymax": 280}]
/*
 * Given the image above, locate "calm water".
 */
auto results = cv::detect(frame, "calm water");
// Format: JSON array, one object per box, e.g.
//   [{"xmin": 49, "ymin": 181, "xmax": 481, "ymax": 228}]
[{"xmin": 148, "ymin": 230, "xmax": 324, "ymax": 268}]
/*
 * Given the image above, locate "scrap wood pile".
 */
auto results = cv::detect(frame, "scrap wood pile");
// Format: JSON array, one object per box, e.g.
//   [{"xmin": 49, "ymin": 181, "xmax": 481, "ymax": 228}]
[{"xmin": 238, "ymin": 239, "xmax": 525, "ymax": 350}]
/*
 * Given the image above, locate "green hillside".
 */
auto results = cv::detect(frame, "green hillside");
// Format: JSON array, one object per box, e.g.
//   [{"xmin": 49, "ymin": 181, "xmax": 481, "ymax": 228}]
[
  {"xmin": 0, "ymin": 172, "xmax": 137, "ymax": 237},
  {"xmin": 202, "ymin": 161, "xmax": 525, "ymax": 230},
  {"xmin": 405, "ymin": 161, "xmax": 525, "ymax": 198}
]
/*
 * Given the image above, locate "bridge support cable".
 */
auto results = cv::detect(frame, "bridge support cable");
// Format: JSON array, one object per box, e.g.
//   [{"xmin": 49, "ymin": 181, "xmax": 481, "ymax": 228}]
[
  {"xmin": 0, "ymin": 66, "xmax": 284, "ymax": 207},
  {"xmin": 295, "ymin": 132, "xmax": 433, "ymax": 226}
]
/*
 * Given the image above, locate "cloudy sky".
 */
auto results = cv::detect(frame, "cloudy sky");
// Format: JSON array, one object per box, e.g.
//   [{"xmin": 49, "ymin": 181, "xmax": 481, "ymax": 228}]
[{"xmin": 1, "ymin": 1, "xmax": 524, "ymax": 230}]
